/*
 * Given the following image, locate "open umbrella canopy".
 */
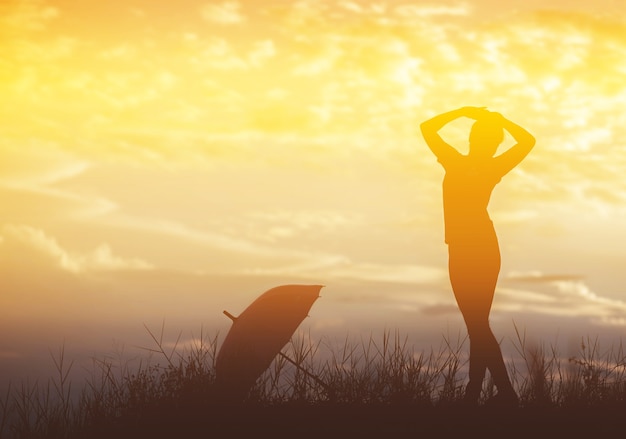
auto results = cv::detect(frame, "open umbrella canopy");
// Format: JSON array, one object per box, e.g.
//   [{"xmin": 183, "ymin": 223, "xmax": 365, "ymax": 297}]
[{"xmin": 215, "ymin": 284, "xmax": 323, "ymax": 402}]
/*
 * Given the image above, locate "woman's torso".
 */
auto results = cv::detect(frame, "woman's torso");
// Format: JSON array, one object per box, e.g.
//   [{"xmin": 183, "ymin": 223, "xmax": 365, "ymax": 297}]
[{"xmin": 441, "ymin": 155, "xmax": 502, "ymax": 245}]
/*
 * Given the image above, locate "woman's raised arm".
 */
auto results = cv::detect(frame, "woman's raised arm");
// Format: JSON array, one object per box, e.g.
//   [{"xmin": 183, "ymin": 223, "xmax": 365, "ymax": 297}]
[
  {"xmin": 420, "ymin": 106, "xmax": 489, "ymax": 164},
  {"xmin": 492, "ymin": 113, "xmax": 536, "ymax": 175}
]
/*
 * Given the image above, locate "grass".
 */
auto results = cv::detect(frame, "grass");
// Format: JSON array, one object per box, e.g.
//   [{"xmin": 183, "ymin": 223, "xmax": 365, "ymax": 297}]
[{"xmin": 2, "ymin": 325, "xmax": 626, "ymax": 438}]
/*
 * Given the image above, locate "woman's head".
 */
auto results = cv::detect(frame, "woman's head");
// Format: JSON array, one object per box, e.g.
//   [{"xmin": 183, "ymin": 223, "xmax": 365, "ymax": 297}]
[{"xmin": 469, "ymin": 114, "xmax": 504, "ymax": 157}]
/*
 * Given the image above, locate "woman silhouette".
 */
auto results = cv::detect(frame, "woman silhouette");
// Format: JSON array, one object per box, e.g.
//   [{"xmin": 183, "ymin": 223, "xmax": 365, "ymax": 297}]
[{"xmin": 420, "ymin": 106, "xmax": 535, "ymax": 406}]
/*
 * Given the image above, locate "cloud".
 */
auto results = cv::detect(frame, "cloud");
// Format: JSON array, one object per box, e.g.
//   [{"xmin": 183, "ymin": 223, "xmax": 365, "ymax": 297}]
[
  {"xmin": 243, "ymin": 255, "xmax": 447, "ymax": 291},
  {"xmin": 0, "ymin": 185, "xmax": 118, "ymax": 226},
  {"xmin": 0, "ymin": 0, "xmax": 59, "ymax": 33},
  {"xmin": 394, "ymin": 3, "xmax": 471, "ymax": 18},
  {"xmin": 502, "ymin": 271, "xmax": 585, "ymax": 283},
  {"xmin": 0, "ymin": 142, "xmax": 90, "ymax": 187},
  {"xmin": 99, "ymin": 43, "xmax": 137, "ymax": 61},
  {"xmin": 420, "ymin": 304, "xmax": 459, "ymax": 316},
  {"xmin": 6, "ymin": 1, "xmax": 626, "ymax": 170},
  {"xmin": 0, "ymin": 144, "xmax": 118, "ymax": 222},
  {"xmin": 1, "ymin": 224, "xmax": 153, "ymax": 273},
  {"xmin": 490, "ymin": 209, "xmax": 540, "ymax": 225},
  {"xmin": 327, "ymin": 262, "xmax": 447, "ymax": 285},
  {"xmin": 246, "ymin": 209, "xmax": 362, "ymax": 242},
  {"xmin": 337, "ymin": 2, "xmax": 363, "ymax": 14},
  {"xmin": 85, "ymin": 243, "xmax": 153, "ymax": 271},
  {"xmin": 107, "ymin": 216, "xmax": 294, "ymax": 260},
  {"xmin": 200, "ymin": 1, "xmax": 246, "ymax": 25},
  {"xmin": 197, "ymin": 37, "xmax": 249, "ymax": 70},
  {"xmin": 551, "ymin": 281, "xmax": 626, "ymax": 327},
  {"xmin": 292, "ymin": 46, "xmax": 343, "ymax": 77},
  {"xmin": 3, "ymin": 224, "xmax": 81, "ymax": 273},
  {"xmin": 248, "ymin": 40, "xmax": 276, "ymax": 67},
  {"xmin": 495, "ymin": 276, "xmax": 626, "ymax": 329}
]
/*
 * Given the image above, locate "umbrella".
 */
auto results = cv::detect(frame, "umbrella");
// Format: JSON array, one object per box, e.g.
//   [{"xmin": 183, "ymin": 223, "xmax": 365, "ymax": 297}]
[{"xmin": 215, "ymin": 284, "xmax": 323, "ymax": 402}]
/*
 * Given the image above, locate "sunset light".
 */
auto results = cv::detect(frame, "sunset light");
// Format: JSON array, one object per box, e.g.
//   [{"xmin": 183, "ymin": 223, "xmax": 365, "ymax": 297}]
[{"xmin": 2, "ymin": 1, "xmax": 626, "ymax": 422}]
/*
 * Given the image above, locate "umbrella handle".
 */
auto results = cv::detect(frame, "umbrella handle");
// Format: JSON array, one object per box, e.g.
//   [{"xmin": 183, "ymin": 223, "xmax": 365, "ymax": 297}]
[
  {"xmin": 223, "ymin": 310, "xmax": 237, "ymax": 321},
  {"xmin": 278, "ymin": 352, "xmax": 331, "ymax": 393}
]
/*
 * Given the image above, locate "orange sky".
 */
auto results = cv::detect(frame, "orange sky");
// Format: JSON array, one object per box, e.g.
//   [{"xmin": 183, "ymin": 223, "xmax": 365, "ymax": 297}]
[{"xmin": 2, "ymin": 0, "xmax": 626, "ymax": 386}]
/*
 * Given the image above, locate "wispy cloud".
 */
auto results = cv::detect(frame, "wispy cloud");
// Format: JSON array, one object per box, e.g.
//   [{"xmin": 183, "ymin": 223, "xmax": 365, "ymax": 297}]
[
  {"xmin": 496, "ymin": 275, "xmax": 626, "ymax": 328},
  {"xmin": 200, "ymin": 1, "xmax": 246, "ymax": 25},
  {"xmin": 1, "ymin": 224, "xmax": 153, "ymax": 273},
  {"xmin": 394, "ymin": 3, "xmax": 472, "ymax": 18},
  {"xmin": 0, "ymin": 142, "xmax": 90, "ymax": 187},
  {"xmin": 0, "ymin": 0, "xmax": 59, "ymax": 33},
  {"xmin": 502, "ymin": 271, "xmax": 585, "ymax": 283},
  {"xmin": 326, "ymin": 262, "xmax": 447, "ymax": 285}
]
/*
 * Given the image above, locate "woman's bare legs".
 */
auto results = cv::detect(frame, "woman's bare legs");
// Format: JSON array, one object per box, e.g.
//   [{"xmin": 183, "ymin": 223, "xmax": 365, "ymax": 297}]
[{"xmin": 448, "ymin": 242, "xmax": 517, "ymax": 405}]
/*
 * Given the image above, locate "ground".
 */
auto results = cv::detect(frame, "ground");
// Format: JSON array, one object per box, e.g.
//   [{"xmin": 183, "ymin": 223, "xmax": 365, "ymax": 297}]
[{"xmin": 75, "ymin": 402, "xmax": 626, "ymax": 439}]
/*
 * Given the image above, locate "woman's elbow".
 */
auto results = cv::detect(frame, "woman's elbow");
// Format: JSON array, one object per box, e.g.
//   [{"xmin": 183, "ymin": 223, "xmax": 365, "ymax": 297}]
[
  {"xmin": 419, "ymin": 121, "xmax": 433, "ymax": 138},
  {"xmin": 523, "ymin": 131, "xmax": 536, "ymax": 149}
]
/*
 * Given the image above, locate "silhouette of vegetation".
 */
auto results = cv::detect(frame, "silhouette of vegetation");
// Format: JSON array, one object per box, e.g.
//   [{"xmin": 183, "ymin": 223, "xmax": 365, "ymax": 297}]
[{"xmin": 2, "ymin": 327, "xmax": 626, "ymax": 438}]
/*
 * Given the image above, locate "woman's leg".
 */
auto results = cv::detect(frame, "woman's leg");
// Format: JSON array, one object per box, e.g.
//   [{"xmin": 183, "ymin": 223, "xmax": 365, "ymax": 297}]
[
  {"xmin": 448, "ymin": 241, "xmax": 516, "ymax": 403},
  {"xmin": 467, "ymin": 317, "xmax": 516, "ymax": 400}
]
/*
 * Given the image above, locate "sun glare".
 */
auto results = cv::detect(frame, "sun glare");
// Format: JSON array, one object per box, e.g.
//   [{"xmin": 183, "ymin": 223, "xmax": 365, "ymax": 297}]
[{"xmin": 2, "ymin": 2, "xmax": 626, "ymax": 411}]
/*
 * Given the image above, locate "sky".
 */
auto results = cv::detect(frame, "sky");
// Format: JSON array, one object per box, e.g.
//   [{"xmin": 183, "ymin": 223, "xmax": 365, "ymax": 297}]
[{"xmin": 2, "ymin": 0, "xmax": 626, "ymax": 389}]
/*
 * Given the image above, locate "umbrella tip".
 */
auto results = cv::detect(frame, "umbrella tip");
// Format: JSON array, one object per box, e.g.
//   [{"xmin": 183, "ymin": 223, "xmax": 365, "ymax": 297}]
[{"xmin": 223, "ymin": 310, "xmax": 237, "ymax": 321}]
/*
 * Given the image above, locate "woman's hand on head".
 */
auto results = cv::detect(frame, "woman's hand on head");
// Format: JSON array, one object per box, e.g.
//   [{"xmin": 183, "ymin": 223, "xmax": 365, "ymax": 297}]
[
  {"xmin": 461, "ymin": 106, "xmax": 489, "ymax": 120},
  {"xmin": 487, "ymin": 111, "xmax": 506, "ymax": 123}
]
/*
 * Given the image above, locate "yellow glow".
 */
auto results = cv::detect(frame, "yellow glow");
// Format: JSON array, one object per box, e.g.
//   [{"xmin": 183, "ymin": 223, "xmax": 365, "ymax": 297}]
[{"xmin": 2, "ymin": 0, "xmax": 626, "ymax": 372}]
